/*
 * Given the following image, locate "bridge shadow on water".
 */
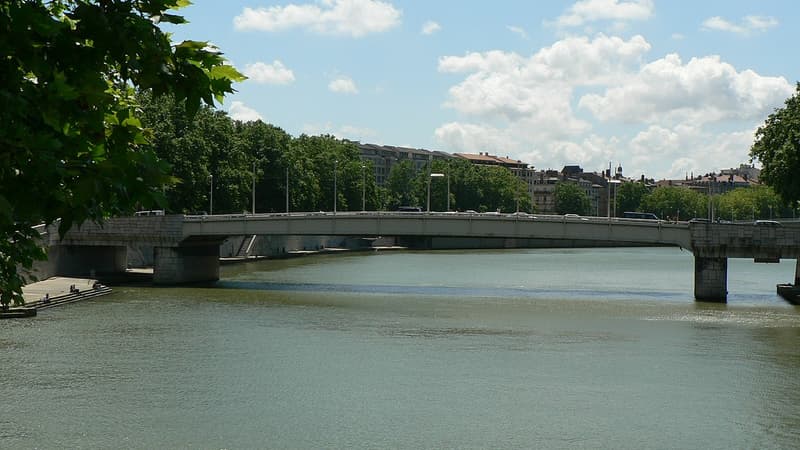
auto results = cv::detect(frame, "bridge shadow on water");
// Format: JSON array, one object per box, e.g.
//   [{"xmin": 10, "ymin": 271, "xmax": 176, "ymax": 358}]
[{"xmin": 216, "ymin": 279, "xmax": 682, "ymax": 302}]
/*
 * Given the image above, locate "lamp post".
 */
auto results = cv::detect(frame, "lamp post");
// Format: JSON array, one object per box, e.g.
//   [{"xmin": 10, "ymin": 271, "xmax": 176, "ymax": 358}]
[
  {"xmin": 607, "ymin": 179, "xmax": 620, "ymax": 220},
  {"xmin": 209, "ymin": 174, "xmax": 214, "ymax": 215},
  {"xmin": 446, "ymin": 173, "xmax": 450, "ymax": 212},
  {"xmin": 429, "ymin": 173, "xmax": 445, "ymax": 212},
  {"xmin": 361, "ymin": 164, "xmax": 366, "ymax": 211},
  {"xmin": 333, "ymin": 160, "xmax": 338, "ymax": 214},
  {"xmin": 251, "ymin": 160, "xmax": 257, "ymax": 214},
  {"xmin": 285, "ymin": 166, "xmax": 289, "ymax": 213}
]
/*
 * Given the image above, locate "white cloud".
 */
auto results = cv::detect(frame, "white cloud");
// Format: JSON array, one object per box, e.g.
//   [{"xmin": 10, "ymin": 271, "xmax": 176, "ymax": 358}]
[
  {"xmin": 434, "ymin": 122, "xmax": 517, "ymax": 154},
  {"xmin": 229, "ymin": 101, "xmax": 263, "ymax": 122},
  {"xmin": 328, "ymin": 76, "xmax": 359, "ymax": 94},
  {"xmin": 629, "ymin": 124, "xmax": 757, "ymax": 179},
  {"xmin": 421, "ymin": 20, "xmax": 441, "ymax": 35},
  {"xmin": 242, "ymin": 61, "xmax": 295, "ymax": 85},
  {"xmin": 233, "ymin": 0, "xmax": 401, "ymax": 38},
  {"xmin": 745, "ymin": 15, "xmax": 779, "ymax": 31},
  {"xmin": 507, "ymin": 25, "xmax": 528, "ymax": 39},
  {"xmin": 671, "ymin": 33, "xmax": 685, "ymax": 40},
  {"xmin": 554, "ymin": 0, "xmax": 654, "ymax": 27},
  {"xmin": 438, "ymin": 34, "xmax": 650, "ymax": 122},
  {"xmin": 578, "ymin": 54, "xmax": 792, "ymax": 125},
  {"xmin": 434, "ymin": 32, "xmax": 792, "ymax": 179},
  {"xmin": 702, "ymin": 15, "xmax": 778, "ymax": 36},
  {"xmin": 302, "ymin": 122, "xmax": 378, "ymax": 141}
]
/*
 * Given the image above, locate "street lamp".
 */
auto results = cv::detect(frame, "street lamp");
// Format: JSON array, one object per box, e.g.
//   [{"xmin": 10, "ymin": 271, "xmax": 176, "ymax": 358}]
[
  {"xmin": 285, "ymin": 166, "xmax": 289, "ymax": 213},
  {"xmin": 429, "ymin": 173, "xmax": 445, "ymax": 212},
  {"xmin": 446, "ymin": 172, "xmax": 450, "ymax": 212},
  {"xmin": 361, "ymin": 164, "xmax": 366, "ymax": 211},
  {"xmin": 209, "ymin": 174, "xmax": 214, "ymax": 215},
  {"xmin": 607, "ymin": 179, "xmax": 620, "ymax": 219},
  {"xmin": 333, "ymin": 160, "xmax": 338, "ymax": 214},
  {"xmin": 251, "ymin": 160, "xmax": 257, "ymax": 214}
]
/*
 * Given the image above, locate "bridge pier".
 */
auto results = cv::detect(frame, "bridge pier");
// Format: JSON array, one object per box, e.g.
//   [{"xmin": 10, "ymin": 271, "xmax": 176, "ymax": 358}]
[
  {"xmin": 153, "ymin": 242, "xmax": 221, "ymax": 285},
  {"xmin": 694, "ymin": 257, "xmax": 727, "ymax": 302}
]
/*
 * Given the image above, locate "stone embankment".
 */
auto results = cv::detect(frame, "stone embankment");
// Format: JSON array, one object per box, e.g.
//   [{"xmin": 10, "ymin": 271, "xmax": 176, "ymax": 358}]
[{"xmin": 0, "ymin": 277, "xmax": 113, "ymax": 319}]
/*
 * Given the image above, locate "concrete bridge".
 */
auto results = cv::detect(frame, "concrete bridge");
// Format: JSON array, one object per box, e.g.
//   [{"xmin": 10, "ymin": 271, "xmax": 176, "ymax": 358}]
[{"xmin": 38, "ymin": 212, "xmax": 800, "ymax": 302}]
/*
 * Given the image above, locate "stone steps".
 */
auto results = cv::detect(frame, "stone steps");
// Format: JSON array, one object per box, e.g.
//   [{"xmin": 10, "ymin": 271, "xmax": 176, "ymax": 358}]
[{"xmin": 28, "ymin": 285, "xmax": 113, "ymax": 310}]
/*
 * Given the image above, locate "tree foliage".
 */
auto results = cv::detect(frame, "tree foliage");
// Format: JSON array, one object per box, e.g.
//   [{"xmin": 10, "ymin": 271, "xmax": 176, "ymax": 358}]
[
  {"xmin": 383, "ymin": 158, "xmax": 532, "ymax": 213},
  {"xmin": 716, "ymin": 185, "xmax": 784, "ymax": 221},
  {"xmin": 640, "ymin": 186, "xmax": 705, "ymax": 220},
  {"xmin": 0, "ymin": 0, "xmax": 243, "ymax": 308},
  {"xmin": 750, "ymin": 83, "xmax": 800, "ymax": 204},
  {"xmin": 554, "ymin": 182, "xmax": 590, "ymax": 215},
  {"xmin": 615, "ymin": 181, "xmax": 650, "ymax": 216}
]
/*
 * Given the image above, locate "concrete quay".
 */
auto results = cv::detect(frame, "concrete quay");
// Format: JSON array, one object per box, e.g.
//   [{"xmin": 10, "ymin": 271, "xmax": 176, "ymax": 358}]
[{"xmin": 3, "ymin": 277, "xmax": 113, "ymax": 319}]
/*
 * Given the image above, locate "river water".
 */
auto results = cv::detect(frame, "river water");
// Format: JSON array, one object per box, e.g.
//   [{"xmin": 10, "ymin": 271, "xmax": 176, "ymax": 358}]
[{"xmin": 3, "ymin": 247, "xmax": 800, "ymax": 449}]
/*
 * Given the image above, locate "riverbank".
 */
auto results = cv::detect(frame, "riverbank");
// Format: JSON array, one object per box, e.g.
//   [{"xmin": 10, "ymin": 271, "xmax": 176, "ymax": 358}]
[{"xmin": 0, "ymin": 277, "xmax": 113, "ymax": 319}]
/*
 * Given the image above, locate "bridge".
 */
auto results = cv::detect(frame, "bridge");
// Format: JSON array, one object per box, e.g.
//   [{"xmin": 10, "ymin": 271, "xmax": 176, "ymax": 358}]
[{"xmin": 37, "ymin": 212, "xmax": 800, "ymax": 303}]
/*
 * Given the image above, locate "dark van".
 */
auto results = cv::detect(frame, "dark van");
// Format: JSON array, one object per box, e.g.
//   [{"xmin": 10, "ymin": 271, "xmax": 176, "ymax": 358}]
[{"xmin": 623, "ymin": 211, "xmax": 659, "ymax": 220}]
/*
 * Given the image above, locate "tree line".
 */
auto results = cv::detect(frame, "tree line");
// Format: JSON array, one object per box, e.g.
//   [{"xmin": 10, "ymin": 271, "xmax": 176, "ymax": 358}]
[
  {"xmin": 554, "ymin": 180, "xmax": 787, "ymax": 221},
  {"xmin": 138, "ymin": 92, "xmax": 532, "ymax": 215}
]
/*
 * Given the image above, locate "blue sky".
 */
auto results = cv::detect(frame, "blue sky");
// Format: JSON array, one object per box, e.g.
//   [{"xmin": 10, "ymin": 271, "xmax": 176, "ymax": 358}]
[{"xmin": 167, "ymin": 0, "xmax": 800, "ymax": 180}]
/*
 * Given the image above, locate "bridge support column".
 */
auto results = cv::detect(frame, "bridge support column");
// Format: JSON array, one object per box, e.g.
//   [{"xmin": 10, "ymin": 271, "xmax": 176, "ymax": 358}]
[
  {"xmin": 153, "ymin": 242, "xmax": 220, "ymax": 285},
  {"xmin": 694, "ymin": 257, "xmax": 727, "ymax": 302}
]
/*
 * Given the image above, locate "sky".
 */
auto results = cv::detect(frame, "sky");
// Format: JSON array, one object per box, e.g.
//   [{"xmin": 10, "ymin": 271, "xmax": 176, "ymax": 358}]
[{"xmin": 166, "ymin": 0, "xmax": 800, "ymax": 180}]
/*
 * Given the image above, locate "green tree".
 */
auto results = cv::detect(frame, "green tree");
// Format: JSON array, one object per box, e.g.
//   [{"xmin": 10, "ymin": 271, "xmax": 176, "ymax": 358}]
[
  {"xmin": 234, "ymin": 120, "xmax": 291, "ymax": 213},
  {"xmin": 386, "ymin": 160, "xmax": 420, "ymax": 209},
  {"xmin": 0, "ymin": 1, "xmax": 243, "ymax": 308},
  {"xmin": 716, "ymin": 185, "xmax": 784, "ymax": 221},
  {"xmin": 750, "ymin": 83, "xmax": 800, "ymax": 204},
  {"xmin": 616, "ymin": 181, "xmax": 650, "ymax": 216},
  {"xmin": 640, "ymin": 186, "xmax": 705, "ymax": 220},
  {"xmin": 289, "ymin": 135, "xmax": 365, "ymax": 211},
  {"xmin": 554, "ymin": 182, "xmax": 590, "ymax": 215}
]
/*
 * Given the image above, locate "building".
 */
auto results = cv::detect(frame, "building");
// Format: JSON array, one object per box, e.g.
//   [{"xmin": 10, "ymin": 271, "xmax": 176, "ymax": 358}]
[
  {"xmin": 531, "ymin": 169, "xmax": 560, "ymax": 213},
  {"xmin": 720, "ymin": 164, "xmax": 760, "ymax": 182},
  {"xmin": 356, "ymin": 142, "xmax": 453, "ymax": 186}
]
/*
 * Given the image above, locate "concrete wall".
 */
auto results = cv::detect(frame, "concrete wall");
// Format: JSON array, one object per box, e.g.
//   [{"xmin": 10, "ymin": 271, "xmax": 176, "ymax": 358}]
[
  {"xmin": 694, "ymin": 257, "xmax": 728, "ymax": 302},
  {"xmin": 153, "ymin": 243, "xmax": 221, "ymax": 285},
  {"xmin": 425, "ymin": 237, "xmax": 656, "ymax": 250}
]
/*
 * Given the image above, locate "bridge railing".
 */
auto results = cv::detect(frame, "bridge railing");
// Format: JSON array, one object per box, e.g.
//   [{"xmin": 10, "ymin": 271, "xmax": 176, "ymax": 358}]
[{"xmin": 182, "ymin": 211, "xmax": 690, "ymax": 228}]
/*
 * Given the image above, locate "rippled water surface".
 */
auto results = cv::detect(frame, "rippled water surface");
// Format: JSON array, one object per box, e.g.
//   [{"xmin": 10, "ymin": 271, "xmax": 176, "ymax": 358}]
[{"xmin": 3, "ymin": 247, "xmax": 800, "ymax": 449}]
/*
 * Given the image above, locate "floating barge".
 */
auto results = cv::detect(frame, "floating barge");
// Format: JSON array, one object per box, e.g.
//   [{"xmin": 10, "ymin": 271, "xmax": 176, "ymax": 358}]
[
  {"xmin": 0, "ymin": 307, "xmax": 37, "ymax": 319},
  {"xmin": 777, "ymin": 284, "xmax": 800, "ymax": 305}
]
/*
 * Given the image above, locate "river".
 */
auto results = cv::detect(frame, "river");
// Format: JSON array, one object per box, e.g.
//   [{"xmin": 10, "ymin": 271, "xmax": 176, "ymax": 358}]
[{"xmin": 2, "ymin": 247, "xmax": 800, "ymax": 449}]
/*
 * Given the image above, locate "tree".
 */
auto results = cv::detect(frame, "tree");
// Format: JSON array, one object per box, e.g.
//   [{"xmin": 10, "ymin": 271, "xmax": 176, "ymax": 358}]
[
  {"xmin": 386, "ymin": 160, "xmax": 420, "ymax": 210},
  {"xmin": 234, "ymin": 121, "xmax": 291, "ymax": 214},
  {"xmin": 616, "ymin": 181, "xmax": 650, "ymax": 216},
  {"xmin": 640, "ymin": 186, "xmax": 705, "ymax": 220},
  {"xmin": 0, "ymin": 1, "xmax": 244, "ymax": 308},
  {"xmin": 554, "ymin": 182, "xmax": 590, "ymax": 215},
  {"xmin": 750, "ymin": 83, "xmax": 800, "ymax": 204},
  {"xmin": 716, "ymin": 186, "xmax": 784, "ymax": 221}
]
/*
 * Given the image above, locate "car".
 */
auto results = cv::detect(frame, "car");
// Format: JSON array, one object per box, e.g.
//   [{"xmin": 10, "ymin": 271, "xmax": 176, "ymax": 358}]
[
  {"xmin": 688, "ymin": 218, "xmax": 710, "ymax": 224},
  {"xmin": 754, "ymin": 220, "xmax": 782, "ymax": 227}
]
